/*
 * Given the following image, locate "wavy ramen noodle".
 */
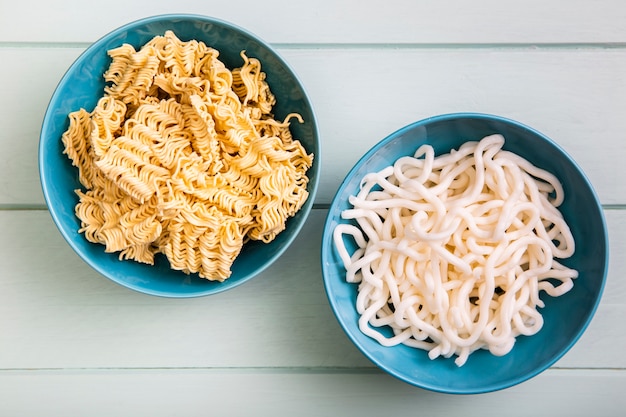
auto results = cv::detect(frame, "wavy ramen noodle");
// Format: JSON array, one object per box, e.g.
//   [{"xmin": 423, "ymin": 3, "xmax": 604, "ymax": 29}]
[
  {"xmin": 62, "ymin": 31, "xmax": 313, "ymax": 281},
  {"xmin": 333, "ymin": 135, "xmax": 577, "ymax": 366}
]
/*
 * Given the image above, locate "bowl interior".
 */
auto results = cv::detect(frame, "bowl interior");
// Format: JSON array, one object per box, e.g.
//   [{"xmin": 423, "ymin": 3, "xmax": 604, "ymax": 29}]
[
  {"xmin": 39, "ymin": 15, "xmax": 320, "ymax": 297},
  {"xmin": 321, "ymin": 113, "xmax": 608, "ymax": 393}
]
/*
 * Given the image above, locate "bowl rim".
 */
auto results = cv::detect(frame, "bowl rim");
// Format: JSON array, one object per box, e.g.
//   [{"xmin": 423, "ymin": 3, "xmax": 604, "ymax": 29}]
[
  {"xmin": 321, "ymin": 112, "xmax": 609, "ymax": 393},
  {"xmin": 38, "ymin": 13, "xmax": 321, "ymax": 297}
]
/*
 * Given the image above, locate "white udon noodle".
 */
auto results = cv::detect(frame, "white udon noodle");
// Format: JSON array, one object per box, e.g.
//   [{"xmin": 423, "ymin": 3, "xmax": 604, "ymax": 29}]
[{"xmin": 333, "ymin": 134, "xmax": 578, "ymax": 366}]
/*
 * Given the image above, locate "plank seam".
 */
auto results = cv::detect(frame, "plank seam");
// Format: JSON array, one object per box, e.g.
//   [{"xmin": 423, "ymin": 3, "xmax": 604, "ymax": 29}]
[
  {"xmin": 2, "ymin": 42, "xmax": 626, "ymax": 50},
  {"xmin": 0, "ymin": 366, "xmax": 623, "ymax": 373}
]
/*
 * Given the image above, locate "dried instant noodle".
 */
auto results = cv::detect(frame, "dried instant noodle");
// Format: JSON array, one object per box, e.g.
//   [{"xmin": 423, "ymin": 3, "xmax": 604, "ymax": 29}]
[{"xmin": 62, "ymin": 31, "xmax": 313, "ymax": 281}]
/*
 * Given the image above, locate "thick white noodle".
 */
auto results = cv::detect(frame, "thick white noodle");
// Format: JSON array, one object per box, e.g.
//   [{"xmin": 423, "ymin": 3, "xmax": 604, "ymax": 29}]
[{"xmin": 333, "ymin": 134, "xmax": 578, "ymax": 366}]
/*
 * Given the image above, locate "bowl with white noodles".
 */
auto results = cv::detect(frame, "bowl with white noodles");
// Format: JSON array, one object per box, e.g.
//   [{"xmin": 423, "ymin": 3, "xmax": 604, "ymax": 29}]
[
  {"xmin": 39, "ymin": 14, "xmax": 320, "ymax": 297},
  {"xmin": 321, "ymin": 113, "xmax": 608, "ymax": 394}
]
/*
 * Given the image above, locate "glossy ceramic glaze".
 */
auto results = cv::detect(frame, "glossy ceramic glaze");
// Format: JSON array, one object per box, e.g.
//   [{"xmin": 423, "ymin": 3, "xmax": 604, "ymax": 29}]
[
  {"xmin": 321, "ymin": 113, "xmax": 608, "ymax": 394},
  {"xmin": 39, "ymin": 14, "xmax": 320, "ymax": 297}
]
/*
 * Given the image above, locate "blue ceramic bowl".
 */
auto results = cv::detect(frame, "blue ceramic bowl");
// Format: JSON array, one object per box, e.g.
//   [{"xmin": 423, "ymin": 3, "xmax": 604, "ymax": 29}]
[
  {"xmin": 39, "ymin": 14, "xmax": 320, "ymax": 297},
  {"xmin": 321, "ymin": 113, "xmax": 608, "ymax": 393}
]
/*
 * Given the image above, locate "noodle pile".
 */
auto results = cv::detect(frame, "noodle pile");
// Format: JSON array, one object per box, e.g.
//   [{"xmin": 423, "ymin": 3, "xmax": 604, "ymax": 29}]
[
  {"xmin": 62, "ymin": 31, "xmax": 313, "ymax": 281},
  {"xmin": 333, "ymin": 134, "xmax": 577, "ymax": 366}
]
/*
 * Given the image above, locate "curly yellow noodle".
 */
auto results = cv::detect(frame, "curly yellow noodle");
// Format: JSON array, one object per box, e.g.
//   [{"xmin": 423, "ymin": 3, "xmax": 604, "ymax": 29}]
[
  {"xmin": 183, "ymin": 98, "xmax": 221, "ymax": 170},
  {"xmin": 103, "ymin": 44, "xmax": 136, "ymax": 90},
  {"xmin": 254, "ymin": 113, "xmax": 303, "ymax": 140},
  {"xmin": 61, "ymin": 30, "xmax": 313, "ymax": 281},
  {"xmin": 232, "ymin": 52, "xmax": 275, "ymax": 114},
  {"xmin": 147, "ymin": 31, "xmax": 208, "ymax": 78},
  {"xmin": 105, "ymin": 45, "xmax": 160, "ymax": 106},
  {"xmin": 74, "ymin": 189, "xmax": 106, "ymax": 243},
  {"xmin": 119, "ymin": 243, "xmax": 155, "ymax": 264},
  {"xmin": 195, "ymin": 50, "xmax": 232, "ymax": 96},
  {"xmin": 126, "ymin": 99, "xmax": 192, "ymax": 169},
  {"xmin": 62, "ymin": 108, "xmax": 96, "ymax": 188},
  {"xmin": 90, "ymin": 97, "xmax": 127, "ymax": 158}
]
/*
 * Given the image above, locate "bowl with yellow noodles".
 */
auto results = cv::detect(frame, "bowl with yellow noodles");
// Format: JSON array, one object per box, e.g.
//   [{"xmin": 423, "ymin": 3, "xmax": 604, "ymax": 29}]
[
  {"xmin": 321, "ymin": 113, "xmax": 608, "ymax": 393},
  {"xmin": 39, "ymin": 14, "xmax": 320, "ymax": 297}
]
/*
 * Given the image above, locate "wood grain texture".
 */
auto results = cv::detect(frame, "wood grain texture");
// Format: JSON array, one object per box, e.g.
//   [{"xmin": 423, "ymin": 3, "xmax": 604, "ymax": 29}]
[
  {"xmin": 0, "ymin": 209, "xmax": 623, "ymax": 370},
  {"xmin": 2, "ymin": 47, "xmax": 625, "ymax": 206},
  {"xmin": 0, "ymin": 369, "xmax": 624, "ymax": 417},
  {"xmin": 1, "ymin": 1, "xmax": 624, "ymax": 412},
  {"xmin": 1, "ymin": 0, "xmax": 625, "ymax": 44}
]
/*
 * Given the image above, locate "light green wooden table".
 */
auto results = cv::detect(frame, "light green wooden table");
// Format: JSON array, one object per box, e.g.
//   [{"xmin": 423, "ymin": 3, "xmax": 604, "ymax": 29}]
[{"xmin": 0, "ymin": 1, "xmax": 624, "ymax": 415}]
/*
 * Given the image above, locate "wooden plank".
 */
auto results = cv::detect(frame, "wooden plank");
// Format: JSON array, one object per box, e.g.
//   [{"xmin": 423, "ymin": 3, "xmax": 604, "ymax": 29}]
[
  {"xmin": 0, "ymin": 368, "xmax": 624, "ymax": 416},
  {"xmin": 1, "ymin": 0, "xmax": 625, "ymax": 44},
  {"xmin": 3, "ymin": 2, "xmax": 623, "ymax": 415},
  {"xmin": 0, "ymin": 209, "xmax": 623, "ymax": 370},
  {"xmin": 0, "ymin": 47, "xmax": 83, "ymax": 207},
  {"xmin": 554, "ymin": 209, "xmax": 626, "ymax": 367},
  {"xmin": 296, "ymin": 47, "xmax": 626, "ymax": 205},
  {"xmin": 1, "ymin": 47, "xmax": 625, "ymax": 206},
  {"xmin": 0, "ymin": 209, "xmax": 368, "ymax": 369}
]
